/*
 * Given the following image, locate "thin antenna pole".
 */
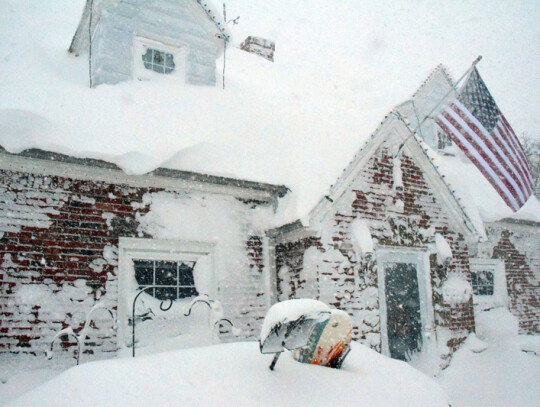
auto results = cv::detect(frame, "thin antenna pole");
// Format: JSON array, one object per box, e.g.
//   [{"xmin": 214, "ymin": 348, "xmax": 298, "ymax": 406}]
[
  {"xmin": 394, "ymin": 56, "xmax": 482, "ymax": 157},
  {"xmin": 222, "ymin": 3, "xmax": 227, "ymax": 90},
  {"xmin": 88, "ymin": 0, "xmax": 94, "ymax": 88}
]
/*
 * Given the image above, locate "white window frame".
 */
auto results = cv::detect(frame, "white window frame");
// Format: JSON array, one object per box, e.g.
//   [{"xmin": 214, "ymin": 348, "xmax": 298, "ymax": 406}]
[
  {"xmin": 117, "ymin": 237, "xmax": 215, "ymax": 348},
  {"xmin": 376, "ymin": 247, "xmax": 437, "ymax": 365},
  {"xmin": 133, "ymin": 37, "xmax": 188, "ymax": 82},
  {"xmin": 469, "ymin": 258, "xmax": 507, "ymax": 310}
]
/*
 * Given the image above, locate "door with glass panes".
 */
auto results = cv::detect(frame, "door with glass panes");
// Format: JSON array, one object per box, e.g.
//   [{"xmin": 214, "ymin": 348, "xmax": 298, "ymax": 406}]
[{"xmin": 377, "ymin": 249, "xmax": 436, "ymax": 362}]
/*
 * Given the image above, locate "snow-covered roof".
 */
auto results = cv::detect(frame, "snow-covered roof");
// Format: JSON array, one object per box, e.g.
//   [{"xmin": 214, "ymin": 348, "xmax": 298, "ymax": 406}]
[
  {"xmin": 69, "ymin": 0, "xmax": 229, "ymax": 56},
  {"xmin": 0, "ymin": 0, "xmax": 539, "ymax": 226}
]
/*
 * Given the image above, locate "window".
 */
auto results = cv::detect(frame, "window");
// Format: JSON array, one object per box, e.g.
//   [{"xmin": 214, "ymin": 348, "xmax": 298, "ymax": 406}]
[
  {"xmin": 471, "ymin": 270, "xmax": 494, "ymax": 296},
  {"xmin": 133, "ymin": 259, "xmax": 198, "ymax": 300},
  {"xmin": 141, "ymin": 48, "xmax": 175, "ymax": 74},
  {"xmin": 469, "ymin": 258, "xmax": 507, "ymax": 310},
  {"xmin": 437, "ymin": 130, "xmax": 452, "ymax": 150},
  {"xmin": 133, "ymin": 37, "xmax": 187, "ymax": 82}
]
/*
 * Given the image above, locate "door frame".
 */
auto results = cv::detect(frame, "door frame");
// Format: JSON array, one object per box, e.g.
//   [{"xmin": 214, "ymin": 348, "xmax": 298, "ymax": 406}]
[{"xmin": 376, "ymin": 247, "xmax": 437, "ymax": 363}]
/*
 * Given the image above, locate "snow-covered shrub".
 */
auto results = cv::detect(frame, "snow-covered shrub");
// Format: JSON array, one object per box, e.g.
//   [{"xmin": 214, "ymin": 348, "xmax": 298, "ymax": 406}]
[{"xmin": 441, "ymin": 273, "xmax": 472, "ymax": 306}]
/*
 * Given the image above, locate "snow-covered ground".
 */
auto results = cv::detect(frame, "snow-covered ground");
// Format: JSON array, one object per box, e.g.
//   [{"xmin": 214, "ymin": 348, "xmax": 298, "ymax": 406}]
[
  {"xmin": 2, "ymin": 342, "xmax": 450, "ymax": 407},
  {"xmin": 438, "ymin": 308, "xmax": 540, "ymax": 407},
  {"xmin": 1, "ymin": 308, "xmax": 538, "ymax": 406}
]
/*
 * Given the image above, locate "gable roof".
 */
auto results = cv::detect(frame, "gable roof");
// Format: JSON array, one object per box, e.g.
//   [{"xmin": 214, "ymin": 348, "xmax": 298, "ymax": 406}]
[
  {"xmin": 69, "ymin": 0, "xmax": 229, "ymax": 56},
  {"xmin": 305, "ymin": 111, "xmax": 482, "ymax": 244}
]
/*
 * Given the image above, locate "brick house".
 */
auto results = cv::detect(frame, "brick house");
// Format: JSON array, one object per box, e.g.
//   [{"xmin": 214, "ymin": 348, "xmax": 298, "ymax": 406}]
[
  {"xmin": 1, "ymin": 66, "xmax": 538, "ymax": 369},
  {"xmin": 269, "ymin": 66, "xmax": 540, "ymax": 369}
]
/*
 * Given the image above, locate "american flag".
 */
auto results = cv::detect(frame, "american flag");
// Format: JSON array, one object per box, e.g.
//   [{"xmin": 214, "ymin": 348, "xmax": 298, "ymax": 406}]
[{"xmin": 435, "ymin": 68, "xmax": 534, "ymax": 211}]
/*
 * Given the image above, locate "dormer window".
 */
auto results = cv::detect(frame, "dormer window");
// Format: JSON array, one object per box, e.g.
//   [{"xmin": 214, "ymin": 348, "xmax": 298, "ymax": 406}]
[
  {"xmin": 142, "ymin": 48, "xmax": 175, "ymax": 74},
  {"xmin": 133, "ymin": 37, "xmax": 187, "ymax": 81}
]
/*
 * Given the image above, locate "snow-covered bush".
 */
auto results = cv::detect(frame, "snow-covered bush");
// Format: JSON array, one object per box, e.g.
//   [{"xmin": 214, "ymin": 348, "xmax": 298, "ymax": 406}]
[{"xmin": 441, "ymin": 273, "xmax": 472, "ymax": 306}]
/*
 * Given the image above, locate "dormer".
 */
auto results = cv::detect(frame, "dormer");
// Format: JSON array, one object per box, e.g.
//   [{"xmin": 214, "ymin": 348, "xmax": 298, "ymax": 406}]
[{"xmin": 69, "ymin": 0, "xmax": 228, "ymax": 87}]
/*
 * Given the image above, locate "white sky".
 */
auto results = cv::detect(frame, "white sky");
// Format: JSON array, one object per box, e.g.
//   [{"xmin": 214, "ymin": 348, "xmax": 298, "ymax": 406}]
[{"xmin": 0, "ymin": 0, "xmax": 538, "ymax": 219}]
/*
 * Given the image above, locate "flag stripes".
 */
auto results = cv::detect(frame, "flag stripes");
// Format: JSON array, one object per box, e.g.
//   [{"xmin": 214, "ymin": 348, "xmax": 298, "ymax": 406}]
[
  {"xmin": 436, "ymin": 112, "xmax": 521, "ymax": 211},
  {"xmin": 491, "ymin": 123, "xmax": 533, "ymax": 194},
  {"xmin": 449, "ymin": 101, "xmax": 530, "ymax": 200},
  {"xmin": 499, "ymin": 114, "xmax": 535, "ymax": 187}
]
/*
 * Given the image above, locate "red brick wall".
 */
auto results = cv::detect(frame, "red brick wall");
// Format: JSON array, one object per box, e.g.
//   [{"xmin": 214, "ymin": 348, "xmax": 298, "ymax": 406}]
[
  {"xmin": 0, "ymin": 169, "xmax": 151, "ymax": 357},
  {"xmin": 492, "ymin": 228, "xmax": 540, "ymax": 333},
  {"xmin": 0, "ymin": 168, "xmax": 273, "ymax": 357},
  {"xmin": 275, "ymin": 237, "xmax": 321, "ymax": 301}
]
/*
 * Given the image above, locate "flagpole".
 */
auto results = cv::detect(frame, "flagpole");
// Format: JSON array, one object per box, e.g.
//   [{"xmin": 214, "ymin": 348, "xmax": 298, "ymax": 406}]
[{"xmin": 394, "ymin": 56, "xmax": 483, "ymax": 158}]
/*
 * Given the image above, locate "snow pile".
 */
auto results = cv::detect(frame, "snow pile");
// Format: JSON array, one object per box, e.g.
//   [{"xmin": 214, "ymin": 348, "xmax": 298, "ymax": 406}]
[
  {"xmin": 441, "ymin": 273, "xmax": 472, "ymax": 306},
  {"xmin": 432, "ymin": 149, "xmax": 540, "ymax": 227},
  {"xmin": 518, "ymin": 335, "xmax": 540, "ymax": 355},
  {"xmin": 5, "ymin": 342, "xmax": 450, "ymax": 407},
  {"xmin": 260, "ymin": 299, "xmax": 330, "ymax": 343},
  {"xmin": 136, "ymin": 191, "xmax": 249, "ymax": 242},
  {"xmin": 350, "ymin": 219, "xmax": 374, "ymax": 257},
  {"xmin": 438, "ymin": 308, "xmax": 539, "ymax": 407},
  {"xmin": 462, "ymin": 333, "xmax": 488, "ymax": 354},
  {"xmin": 10, "ymin": 280, "xmax": 94, "ymax": 323},
  {"xmin": 133, "ymin": 190, "xmax": 263, "ymax": 294},
  {"xmin": 475, "ymin": 307, "xmax": 519, "ymax": 342}
]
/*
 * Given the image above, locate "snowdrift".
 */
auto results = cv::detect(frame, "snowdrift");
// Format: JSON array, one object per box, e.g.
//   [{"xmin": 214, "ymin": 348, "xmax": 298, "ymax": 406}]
[{"xmin": 7, "ymin": 342, "xmax": 449, "ymax": 407}]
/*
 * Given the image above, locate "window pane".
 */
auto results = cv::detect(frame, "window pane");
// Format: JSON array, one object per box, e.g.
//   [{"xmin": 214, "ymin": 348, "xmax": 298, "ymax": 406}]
[
  {"xmin": 153, "ymin": 50, "xmax": 164, "ymax": 64},
  {"xmin": 165, "ymin": 53, "xmax": 175, "ymax": 68},
  {"xmin": 141, "ymin": 47, "xmax": 175, "ymax": 74},
  {"xmin": 134, "ymin": 260, "xmax": 154, "ymax": 286},
  {"xmin": 142, "ymin": 49, "xmax": 153, "ymax": 63},
  {"xmin": 154, "ymin": 287, "xmax": 176, "ymax": 301},
  {"xmin": 472, "ymin": 272, "xmax": 479, "ymax": 295},
  {"xmin": 133, "ymin": 259, "xmax": 198, "ymax": 301},
  {"xmin": 179, "ymin": 262, "xmax": 198, "ymax": 298},
  {"xmin": 472, "ymin": 270, "xmax": 494, "ymax": 296},
  {"xmin": 155, "ymin": 261, "xmax": 177, "ymax": 286}
]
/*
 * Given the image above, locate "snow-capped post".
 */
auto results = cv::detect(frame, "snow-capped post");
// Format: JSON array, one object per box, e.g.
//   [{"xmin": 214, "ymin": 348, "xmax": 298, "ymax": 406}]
[
  {"xmin": 435, "ymin": 233, "xmax": 453, "ymax": 271},
  {"xmin": 221, "ymin": 3, "xmax": 227, "ymax": 90},
  {"xmin": 88, "ymin": 0, "xmax": 94, "ymax": 88},
  {"xmin": 218, "ymin": 3, "xmax": 238, "ymax": 90}
]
